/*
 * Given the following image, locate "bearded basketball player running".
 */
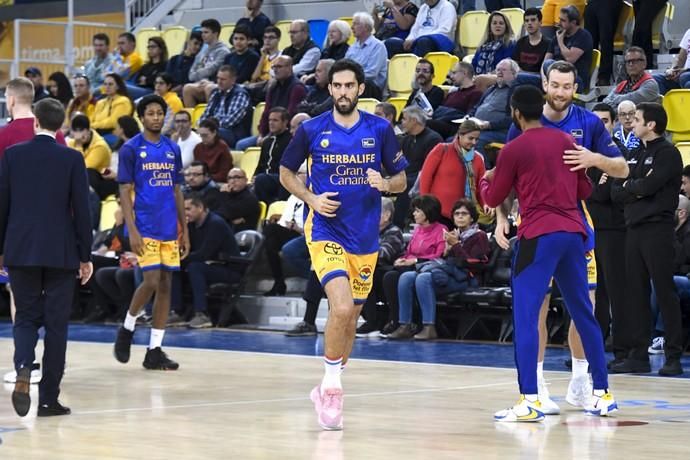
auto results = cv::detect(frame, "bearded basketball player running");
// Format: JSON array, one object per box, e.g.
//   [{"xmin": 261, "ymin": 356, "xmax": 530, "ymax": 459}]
[{"xmin": 279, "ymin": 59, "xmax": 408, "ymax": 430}]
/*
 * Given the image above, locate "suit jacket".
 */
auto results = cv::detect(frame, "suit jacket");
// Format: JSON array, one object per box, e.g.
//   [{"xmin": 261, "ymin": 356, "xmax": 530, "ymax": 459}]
[{"xmin": 0, "ymin": 134, "xmax": 92, "ymax": 269}]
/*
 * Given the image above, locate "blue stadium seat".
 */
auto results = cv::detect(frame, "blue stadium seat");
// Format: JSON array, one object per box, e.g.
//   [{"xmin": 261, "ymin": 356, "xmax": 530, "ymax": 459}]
[{"xmin": 308, "ymin": 19, "xmax": 329, "ymax": 49}]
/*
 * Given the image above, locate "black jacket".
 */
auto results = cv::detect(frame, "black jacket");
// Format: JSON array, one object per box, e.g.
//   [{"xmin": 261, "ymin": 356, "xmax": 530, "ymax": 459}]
[
  {"xmin": 256, "ymin": 129, "xmax": 291, "ymax": 175},
  {"xmin": 216, "ymin": 187, "xmax": 261, "ymax": 232},
  {"xmin": 186, "ymin": 211, "xmax": 239, "ymax": 264},
  {"xmin": 586, "ymin": 137, "xmax": 629, "ymax": 231},
  {"xmin": 612, "ymin": 136, "xmax": 682, "ymax": 228}
]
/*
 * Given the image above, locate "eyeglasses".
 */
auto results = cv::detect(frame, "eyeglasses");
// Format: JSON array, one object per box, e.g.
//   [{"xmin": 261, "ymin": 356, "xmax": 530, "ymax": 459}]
[
  {"xmin": 618, "ymin": 111, "xmax": 635, "ymax": 118},
  {"xmin": 227, "ymin": 175, "xmax": 246, "ymax": 180},
  {"xmin": 454, "ymin": 211, "xmax": 471, "ymax": 216},
  {"xmin": 625, "ymin": 58, "xmax": 645, "ymax": 65}
]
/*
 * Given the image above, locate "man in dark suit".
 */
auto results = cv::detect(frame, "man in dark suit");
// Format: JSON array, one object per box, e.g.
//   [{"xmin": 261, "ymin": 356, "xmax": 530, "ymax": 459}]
[{"xmin": 0, "ymin": 98, "xmax": 93, "ymax": 417}]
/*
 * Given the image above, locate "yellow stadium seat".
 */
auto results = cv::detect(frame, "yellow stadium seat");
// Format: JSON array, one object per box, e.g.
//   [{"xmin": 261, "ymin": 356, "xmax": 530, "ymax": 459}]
[
  {"xmin": 357, "ymin": 98, "xmax": 380, "ymax": 113},
  {"xmin": 99, "ymin": 196, "xmax": 119, "ymax": 232},
  {"xmin": 499, "ymin": 7, "xmax": 525, "ymax": 37},
  {"xmin": 338, "ymin": 17, "xmax": 355, "ymax": 45},
  {"xmin": 663, "ymin": 90, "xmax": 690, "ymax": 143},
  {"xmin": 231, "ymin": 150, "xmax": 243, "ymax": 168},
  {"xmin": 386, "ymin": 96, "xmax": 408, "ymax": 120},
  {"xmin": 220, "ymin": 23, "xmax": 236, "ymax": 43},
  {"xmin": 652, "ymin": 1, "xmax": 674, "ymax": 52},
  {"xmin": 613, "ymin": 1, "xmax": 634, "ymax": 53},
  {"xmin": 162, "ymin": 26, "xmax": 189, "ymax": 55},
  {"xmin": 676, "ymin": 142, "xmax": 690, "ymax": 167},
  {"xmin": 241, "ymin": 146, "xmax": 261, "ymax": 181},
  {"xmin": 387, "ymin": 53, "xmax": 419, "ymax": 96},
  {"xmin": 257, "ymin": 201, "xmax": 267, "ymax": 229},
  {"xmin": 136, "ymin": 28, "xmax": 162, "ymax": 59},
  {"xmin": 575, "ymin": 49, "xmax": 602, "ymax": 103},
  {"xmin": 459, "ymin": 10, "xmax": 490, "ymax": 55},
  {"xmin": 424, "ymin": 52, "xmax": 459, "ymax": 86},
  {"xmin": 275, "ymin": 20, "xmax": 292, "ymax": 51},
  {"xmin": 266, "ymin": 200, "xmax": 287, "ymax": 222},
  {"xmin": 192, "ymin": 103, "xmax": 206, "ymax": 128},
  {"xmin": 252, "ymin": 102, "xmax": 266, "ymax": 137}
]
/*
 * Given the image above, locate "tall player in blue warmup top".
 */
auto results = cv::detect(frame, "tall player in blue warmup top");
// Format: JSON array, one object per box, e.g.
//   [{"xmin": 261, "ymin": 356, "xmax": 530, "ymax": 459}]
[
  {"xmin": 114, "ymin": 94, "xmax": 190, "ymax": 370},
  {"xmin": 496, "ymin": 61, "xmax": 628, "ymax": 415},
  {"xmin": 482, "ymin": 85, "xmax": 617, "ymax": 422},
  {"xmin": 280, "ymin": 59, "xmax": 408, "ymax": 431}
]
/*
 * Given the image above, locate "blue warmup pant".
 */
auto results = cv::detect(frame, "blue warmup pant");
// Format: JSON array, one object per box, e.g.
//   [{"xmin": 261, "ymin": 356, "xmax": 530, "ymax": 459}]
[{"xmin": 512, "ymin": 232, "xmax": 608, "ymax": 395}]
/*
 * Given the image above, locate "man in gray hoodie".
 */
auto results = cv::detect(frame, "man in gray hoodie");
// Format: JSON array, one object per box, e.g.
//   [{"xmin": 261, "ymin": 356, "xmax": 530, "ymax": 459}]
[{"xmin": 183, "ymin": 19, "xmax": 231, "ymax": 107}]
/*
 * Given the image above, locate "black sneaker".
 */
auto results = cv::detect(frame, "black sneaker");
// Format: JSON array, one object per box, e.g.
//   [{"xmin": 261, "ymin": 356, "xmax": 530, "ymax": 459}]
[
  {"xmin": 610, "ymin": 357, "xmax": 651, "ymax": 374},
  {"xmin": 113, "ymin": 327, "xmax": 134, "ymax": 363},
  {"xmin": 379, "ymin": 320, "xmax": 399, "ymax": 338},
  {"xmin": 355, "ymin": 321, "xmax": 379, "ymax": 338},
  {"xmin": 285, "ymin": 321, "xmax": 317, "ymax": 337},
  {"xmin": 143, "ymin": 347, "xmax": 179, "ymax": 370}
]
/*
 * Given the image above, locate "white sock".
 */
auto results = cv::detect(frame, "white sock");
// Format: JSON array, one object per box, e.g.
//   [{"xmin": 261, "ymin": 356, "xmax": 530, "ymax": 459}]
[
  {"xmin": 524, "ymin": 394, "xmax": 538, "ymax": 403},
  {"xmin": 572, "ymin": 357, "xmax": 589, "ymax": 380},
  {"xmin": 321, "ymin": 356, "xmax": 343, "ymax": 394},
  {"xmin": 593, "ymin": 389, "xmax": 606, "ymax": 397},
  {"xmin": 537, "ymin": 361, "xmax": 545, "ymax": 385},
  {"xmin": 149, "ymin": 328, "xmax": 165, "ymax": 349},
  {"xmin": 123, "ymin": 312, "xmax": 137, "ymax": 332}
]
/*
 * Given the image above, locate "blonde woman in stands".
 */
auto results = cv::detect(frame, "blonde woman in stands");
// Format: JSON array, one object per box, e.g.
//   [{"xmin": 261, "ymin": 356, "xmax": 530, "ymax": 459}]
[{"xmin": 90, "ymin": 73, "xmax": 134, "ymax": 148}]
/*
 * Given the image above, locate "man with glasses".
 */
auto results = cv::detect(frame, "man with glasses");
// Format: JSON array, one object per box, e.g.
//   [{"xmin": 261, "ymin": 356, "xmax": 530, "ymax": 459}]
[
  {"xmin": 603, "ymin": 46, "xmax": 660, "ymax": 107},
  {"xmin": 613, "ymin": 100, "xmax": 641, "ymax": 151},
  {"xmin": 171, "ymin": 111, "xmax": 201, "ymax": 168},
  {"xmin": 543, "ymin": 6, "xmax": 593, "ymax": 92},
  {"xmin": 83, "ymin": 33, "xmax": 113, "ymax": 94},
  {"xmin": 249, "ymin": 26, "xmax": 282, "ymax": 88},
  {"xmin": 282, "ymin": 19, "xmax": 320, "ymax": 78},
  {"xmin": 182, "ymin": 161, "xmax": 222, "ymax": 211},
  {"xmin": 217, "ymin": 168, "xmax": 261, "ymax": 232},
  {"xmin": 404, "ymin": 59, "xmax": 444, "ymax": 114}
]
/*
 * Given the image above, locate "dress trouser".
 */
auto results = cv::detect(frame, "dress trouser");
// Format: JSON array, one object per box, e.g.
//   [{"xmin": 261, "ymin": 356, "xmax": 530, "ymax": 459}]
[
  {"xmin": 584, "ymin": 0, "xmax": 624, "ymax": 81},
  {"xmin": 632, "ymin": 0, "xmax": 668, "ymax": 67},
  {"xmin": 623, "ymin": 222, "xmax": 683, "ymax": 361},
  {"xmin": 9, "ymin": 266, "xmax": 76, "ymax": 405},
  {"xmin": 593, "ymin": 228, "xmax": 627, "ymax": 355}
]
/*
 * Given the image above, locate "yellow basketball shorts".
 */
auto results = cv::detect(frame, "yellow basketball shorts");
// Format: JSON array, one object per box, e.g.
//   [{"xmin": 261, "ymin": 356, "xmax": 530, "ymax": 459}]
[
  {"xmin": 308, "ymin": 240, "xmax": 378, "ymax": 305},
  {"xmin": 548, "ymin": 249, "xmax": 597, "ymax": 291},
  {"xmin": 138, "ymin": 238, "xmax": 180, "ymax": 271}
]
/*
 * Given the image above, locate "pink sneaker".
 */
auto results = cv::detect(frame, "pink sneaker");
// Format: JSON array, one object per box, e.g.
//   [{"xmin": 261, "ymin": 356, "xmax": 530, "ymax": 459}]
[{"xmin": 310, "ymin": 385, "xmax": 344, "ymax": 430}]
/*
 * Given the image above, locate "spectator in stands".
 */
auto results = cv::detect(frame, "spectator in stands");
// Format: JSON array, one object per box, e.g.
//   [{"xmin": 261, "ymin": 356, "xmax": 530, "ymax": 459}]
[
  {"xmin": 593, "ymin": 102, "xmax": 628, "ymax": 154},
  {"xmin": 395, "ymin": 106, "xmax": 442, "ymax": 227},
  {"xmin": 199, "ymin": 65, "xmax": 252, "ymax": 148},
  {"xmin": 404, "ymin": 59, "xmax": 445, "ymax": 114},
  {"xmin": 543, "ymin": 6, "xmax": 593, "ymax": 92},
  {"xmin": 46, "ymin": 71, "xmax": 73, "ymax": 108},
  {"xmin": 126, "ymin": 37, "xmax": 169, "ymax": 99},
  {"xmin": 389, "ymin": 198, "xmax": 490, "ymax": 340},
  {"xmin": 427, "ymin": 62, "xmax": 483, "ymax": 139},
  {"xmin": 183, "ymin": 193, "xmax": 242, "ymax": 329},
  {"xmin": 237, "ymin": 56, "xmax": 306, "ymax": 150},
  {"xmin": 374, "ymin": 102, "xmax": 397, "ymax": 127},
  {"xmin": 385, "ymin": 0, "xmax": 457, "ymax": 57},
  {"xmin": 253, "ymin": 107, "xmax": 292, "ymax": 204},
  {"xmin": 345, "ymin": 12, "xmax": 388, "ymax": 100},
  {"xmin": 468, "ymin": 58, "xmax": 518, "ymax": 156},
  {"xmin": 166, "ymin": 31, "xmax": 202, "ymax": 93},
  {"xmin": 682, "ymin": 166, "xmax": 690, "ymax": 197},
  {"xmin": 296, "ymin": 59, "xmax": 334, "ymax": 116},
  {"xmin": 90, "ymin": 73, "xmax": 134, "ymax": 148},
  {"xmin": 373, "ymin": 0, "xmax": 418, "ymax": 49},
  {"xmin": 113, "ymin": 115, "xmax": 140, "ymax": 152},
  {"xmin": 24, "ymin": 67, "xmax": 49, "ymax": 103},
  {"xmin": 262, "ymin": 167, "xmax": 307, "ymax": 296},
  {"xmin": 540, "ymin": 0, "xmax": 586, "ymax": 39},
  {"xmin": 64, "ymin": 75, "xmax": 96, "ymax": 133},
  {"xmin": 653, "ymin": 27, "xmax": 690, "ymax": 95},
  {"xmin": 420, "ymin": 119, "xmax": 487, "ymax": 226},
  {"xmin": 83, "ymin": 33, "xmax": 113, "ymax": 94},
  {"xmin": 603, "ymin": 47, "xmax": 659, "ymax": 107},
  {"xmin": 472, "ymin": 11, "xmax": 516, "ymax": 77},
  {"xmin": 104, "ymin": 32, "xmax": 143, "ymax": 82},
  {"xmin": 613, "ymin": 100, "xmax": 641, "ymax": 152},
  {"xmin": 183, "ymin": 19, "xmax": 231, "ymax": 107},
  {"xmin": 320, "ymin": 20, "xmax": 351, "ymax": 61},
  {"xmin": 282, "ymin": 19, "xmax": 321, "ymax": 78},
  {"xmin": 68, "ymin": 114, "xmax": 112, "ymax": 177},
  {"xmin": 632, "ymin": 0, "xmax": 668, "ymax": 69},
  {"xmin": 249, "ymin": 25, "xmax": 282, "ymax": 86},
  {"xmin": 217, "ymin": 167, "xmax": 261, "ymax": 232},
  {"xmin": 381, "ymin": 195, "xmax": 446, "ymax": 337},
  {"xmin": 290, "ymin": 112, "xmax": 311, "ymax": 135},
  {"xmin": 171, "ymin": 110, "xmax": 201, "ymax": 168},
  {"xmin": 194, "ymin": 118, "xmax": 233, "ymax": 183},
  {"xmin": 355, "ymin": 197, "xmax": 406, "ymax": 337},
  {"xmin": 484, "ymin": 0, "xmax": 521, "ymax": 13},
  {"xmin": 223, "ymin": 25, "xmax": 261, "ymax": 84},
  {"xmin": 513, "ymin": 8, "xmax": 551, "ymax": 76},
  {"xmin": 584, "ymin": 0, "xmax": 624, "ymax": 86},
  {"xmin": 153, "ymin": 72, "xmax": 184, "ymax": 135},
  {"xmin": 236, "ymin": 0, "xmax": 272, "ymax": 50},
  {"xmin": 182, "ymin": 161, "xmax": 222, "ymax": 211}
]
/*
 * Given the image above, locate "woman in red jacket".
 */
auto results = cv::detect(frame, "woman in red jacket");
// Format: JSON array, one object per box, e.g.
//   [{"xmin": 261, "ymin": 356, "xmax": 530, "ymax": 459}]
[{"xmin": 193, "ymin": 118, "xmax": 233, "ymax": 183}]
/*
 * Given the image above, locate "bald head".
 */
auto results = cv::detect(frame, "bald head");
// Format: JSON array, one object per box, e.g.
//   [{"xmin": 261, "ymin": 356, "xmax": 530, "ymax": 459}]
[
  {"xmin": 227, "ymin": 167, "xmax": 248, "ymax": 192},
  {"xmin": 290, "ymin": 112, "xmax": 311, "ymax": 135},
  {"xmin": 679, "ymin": 195, "xmax": 690, "ymax": 214},
  {"xmin": 273, "ymin": 55, "xmax": 294, "ymax": 80}
]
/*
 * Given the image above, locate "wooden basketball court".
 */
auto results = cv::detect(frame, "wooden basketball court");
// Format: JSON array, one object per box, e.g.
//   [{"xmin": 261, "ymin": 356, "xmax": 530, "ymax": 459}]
[{"xmin": 0, "ymin": 334, "xmax": 688, "ymax": 459}]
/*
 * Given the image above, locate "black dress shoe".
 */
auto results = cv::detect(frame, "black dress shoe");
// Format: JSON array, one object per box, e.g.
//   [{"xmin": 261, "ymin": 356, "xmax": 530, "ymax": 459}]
[
  {"xmin": 610, "ymin": 358, "xmax": 651, "ymax": 374},
  {"xmin": 11, "ymin": 367, "xmax": 31, "ymax": 417},
  {"xmin": 263, "ymin": 282, "xmax": 286, "ymax": 296},
  {"xmin": 37, "ymin": 401, "xmax": 71, "ymax": 417},
  {"xmin": 658, "ymin": 359, "xmax": 684, "ymax": 376}
]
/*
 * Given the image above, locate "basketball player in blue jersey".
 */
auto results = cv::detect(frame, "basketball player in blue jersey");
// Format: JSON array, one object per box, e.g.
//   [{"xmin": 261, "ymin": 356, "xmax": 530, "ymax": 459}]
[
  {"xmin": 280, "ymin": 59, "xmax": 408, "ymax": 431},
  {"xmin": 114, "ymin": 94, "xmax": 190, "ymax": 370},
  {"xmin": 497, "ymin": 61, "xmax": 629, "ymax": 415}
]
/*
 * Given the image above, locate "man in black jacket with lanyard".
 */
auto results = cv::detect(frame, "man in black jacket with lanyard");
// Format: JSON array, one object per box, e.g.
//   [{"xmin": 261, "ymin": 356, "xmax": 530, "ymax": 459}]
[{"xmin": 611, "ymin": 102, "xmax": 684, "ymax": 376}]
